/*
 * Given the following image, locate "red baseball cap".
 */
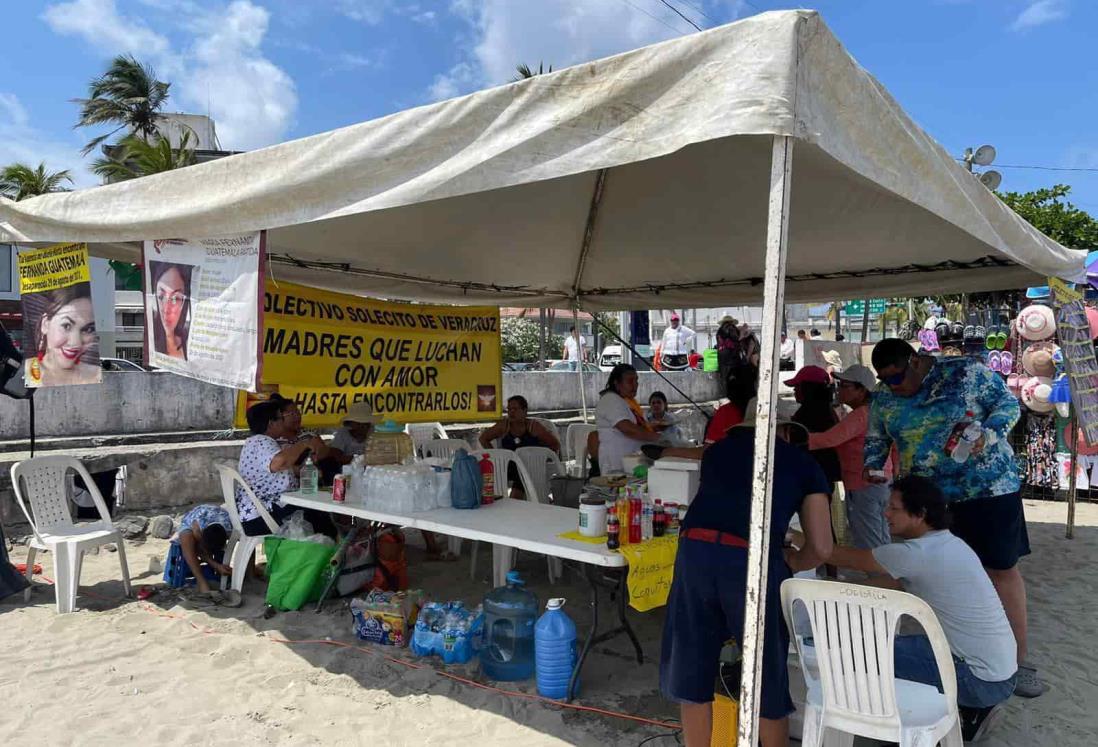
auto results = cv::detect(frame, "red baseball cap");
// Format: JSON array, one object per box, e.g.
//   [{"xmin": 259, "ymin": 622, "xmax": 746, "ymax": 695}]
[
  {"xmin": 783, "ymin": 365, "xmax": 830, "ymax": 387},
  {"xmin": 670, "ymin": 313, "xmax": 680, "ymax": 321}
]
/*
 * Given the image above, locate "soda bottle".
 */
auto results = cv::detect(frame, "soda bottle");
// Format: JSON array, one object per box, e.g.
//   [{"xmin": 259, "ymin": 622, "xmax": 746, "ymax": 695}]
[
  {"xmin": 951, "ymin": 417, "xmax": 985, "ymax": 464},
  {"xmin": 617, "ymin": 497, "xmax": 630, "ymax": 545},
  {"xmin": 653, "ymin": 500, "xmax": 666, "ymax": 537},
  {"xmin": 629, "ymin": 497, "xmax": 642, "ymax": 544},
  {"xmin": 944, "ymin": 411, "xmax": 976, "ymax": 460},
  {"xmin": 641, "ymin": 503, "xmax": 653, "ymax": 541},
  {"xmin": 607, "ymin": 515, "xmax": 620, "ymax": 550},
  {"xmin": 300, "ymin": 455, "xmax": 319, "ymax": 495}
]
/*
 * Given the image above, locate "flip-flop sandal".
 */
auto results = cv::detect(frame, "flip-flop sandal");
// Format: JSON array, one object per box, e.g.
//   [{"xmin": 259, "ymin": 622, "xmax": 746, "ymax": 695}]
[
  {"xmin": 974, "ymin": 325, "xmax": 987, "ymax": 345},
  {"xmin": 985, "ymin": 326, "xmax": 998, "ymax": 350},
  {"xmin": 923, "ymin": 331, "xmax": 940, "ymax": 352},
  {"xmin": 1007, "ymin": 373, "xmax": 1022, "ymax": 396},
  {"xmin": 963, "ymin": 324, "xmax": 976, "ymax": 343},
  {"xmin": 136, "ymin": 586, "xmax": 157, "ymax": 601},
  {"xmin": 1000, "ymin": 351, "xmax": 1014, "ymax": 373},
  {"xmin": 15, "ymin": 562, "xmax": 42, "ymax": 575},
  {"xmin": 987, "ymin": 350, "xmax": 1002, "ymax": 373}
]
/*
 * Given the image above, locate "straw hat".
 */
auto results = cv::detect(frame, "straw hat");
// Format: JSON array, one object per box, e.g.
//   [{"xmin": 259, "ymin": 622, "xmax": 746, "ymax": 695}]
[
  {"xmin": 821, "ymin": 350, "xmax": 843, "ymax": 370},
  {"xmin": 1019, "ymin": 376, "xmax": 1054, "ymax": 413},
  {"xmin": 1015, "ymin": 304, "xmax": 1057, "ymax": 341},
  {"xmin": 342, "ymin": 401, "xmax": 379, "ymax": 426},
  {"xmin": 1021, "ymin": 343, "xmax": 1059, "ymax": 378}
]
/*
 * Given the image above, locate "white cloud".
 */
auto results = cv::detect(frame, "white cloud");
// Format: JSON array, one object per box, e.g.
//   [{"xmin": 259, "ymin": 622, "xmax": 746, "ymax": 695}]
[
  {"xmin": 42, "ymin": 0, "xmax": 296, "ymax": 151},
  {"xmin": 428, "ymin": 0, "xmax": 747, "ymax": 101},
  {"xmin": 1010, "ymin": 0, "xmax": 1069, "ymax": 31},
  {"xmin": 336, "ymin": 0, "xmax": 438, "ymax": 25},
  {"xmin": 0, "ymin": 93, "xmax": 96, "ymax": 189}
]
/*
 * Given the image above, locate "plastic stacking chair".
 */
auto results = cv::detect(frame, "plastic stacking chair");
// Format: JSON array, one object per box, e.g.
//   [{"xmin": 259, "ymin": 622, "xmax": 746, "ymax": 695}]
[
  {"xmin": 465, "ymin": 449, "xmax": 558, "ymax": 584},
  {"xmin": 405, "ymin": 422, "xmax": 448, "ymax": 458},
  {"xmin": 422, "ymin": 439, "xmax": 469, "ymax": 462},
  {"xmin": 515, "ymin": 446, "xmax": 564, "ymax": 505},
  {"xmin": 530, "ymin": 417, "xmax": 563, "ymax": 454},
  {"xmin": 217, "ymin": 464, "xmax": 279, "ymax": 593},
  {"xmin": 11, "ymin": 456, "xmax": 131, "ymax": 613},
  {"xmin": 781, "ymin": 578, "xmax": 963, "ymax": 747},
  {"xmin": 565, "ymin": 423, "xmax": 597, "ymax": 477}
]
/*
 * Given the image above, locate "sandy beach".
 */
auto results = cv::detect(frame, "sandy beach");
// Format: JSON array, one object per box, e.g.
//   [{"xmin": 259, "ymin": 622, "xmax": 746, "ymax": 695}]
[{"xmin": 2, "ymin": 499, "xmax": 1095, "ymax": 746}]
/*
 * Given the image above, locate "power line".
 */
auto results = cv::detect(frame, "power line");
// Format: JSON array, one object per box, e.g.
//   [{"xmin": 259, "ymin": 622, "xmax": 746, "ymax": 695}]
[
  {"xmin": 674, "ymin": 0, "xmax": 718, "ymax": 25},
  {"xmin": 657, "ymin": 0, "xmax": 703, "ymax": 31},
  {"xmin": 617, "ymin": 0, "xmax": 694, "ymax": 35},
  {"xmin": 996, "ymin": 164, "xmax": 1098, "ymax": 173}
]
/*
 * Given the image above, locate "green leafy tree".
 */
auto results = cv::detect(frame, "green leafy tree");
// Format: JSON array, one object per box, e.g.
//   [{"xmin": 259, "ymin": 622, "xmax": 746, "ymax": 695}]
[
  {"xmin": 0, "ymin": 162, "xmax": 72, "ymax": 200},
  {"xmin": 501, "ymin": 317, "xmax": 542, "ymax": 362},
  {"xmin": 998, "ymin": 184, "xmax": 1098, "ymax": 250},
  {"xmin": 74, "ymin": 54, "xmax": 171, "ymax": 156},
  {"xmin": 91, "ymin": 131, "xmax": 196, "ymax": 182}
]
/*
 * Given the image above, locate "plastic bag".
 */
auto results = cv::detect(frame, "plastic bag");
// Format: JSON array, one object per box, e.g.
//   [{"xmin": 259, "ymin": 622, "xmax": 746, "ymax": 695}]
[
  {"xmin": 433, "ymin": 467, "xmax": 452, "ymax": 508},
  {"xmin": 276, "ymin": 510, "xmax": 314, "ymax": 540},
  {"xmin": 263, "ymin": 536, "xmax": 336, "ymax": 610},
  {"xmin": 450, "ymin": 449, "xmax": 481, "ymax": 509}
]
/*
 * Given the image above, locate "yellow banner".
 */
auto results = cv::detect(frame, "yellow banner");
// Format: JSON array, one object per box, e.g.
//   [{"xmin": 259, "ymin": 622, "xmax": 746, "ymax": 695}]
[
  {"xmin": 17, "ymin": 242, "xmax": 91, "ymax": 294},
  {"xmin": 236, "ymin": 282, "xmax": 502, "ymax": 428},
  {"xmin": 619, "ymin": 535, "xmax": 678, "ymax": 612}
]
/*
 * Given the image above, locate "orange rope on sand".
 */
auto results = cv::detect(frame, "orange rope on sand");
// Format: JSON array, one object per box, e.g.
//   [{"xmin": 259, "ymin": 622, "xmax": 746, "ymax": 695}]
[{"xmin": 36, "ymin": 576, "xmax": 681, "ymax": 731}]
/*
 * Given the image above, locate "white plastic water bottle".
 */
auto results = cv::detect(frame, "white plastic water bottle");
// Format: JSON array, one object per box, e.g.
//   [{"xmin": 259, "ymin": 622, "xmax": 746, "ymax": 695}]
[
  {"xmin": 300, "ymin": 456, "xmax": 319, "ymax": 495},
  {"xmin": 951, "ymin": 420, "xmax": 984, "ymax": 464}
]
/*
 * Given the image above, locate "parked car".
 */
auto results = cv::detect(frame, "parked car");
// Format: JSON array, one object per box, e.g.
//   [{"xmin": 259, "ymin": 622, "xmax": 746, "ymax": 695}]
[
  {"xmin": 548, "ymin": 361, "xmax": 601, "ymax": 373},
  {"xmin": 598, "ymin": 344, "xmax": 654, "ymax": 371},
  {"xmin": 101, "ymin": 357, "xmax": 148, "ymax": 372}
]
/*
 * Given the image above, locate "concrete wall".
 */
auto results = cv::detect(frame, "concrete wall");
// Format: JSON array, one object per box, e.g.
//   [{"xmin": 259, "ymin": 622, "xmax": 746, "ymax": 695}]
[
  {"xmin": 0, "ymin": 370, "xmax": 722, "ymax": 440},
  {"xmin": 503, "ymin": 370, "xmax": 722, "ymax": 413},
  {"xmin": 0, "ymin": 373, "xmax": 236, "ymax": 439}
]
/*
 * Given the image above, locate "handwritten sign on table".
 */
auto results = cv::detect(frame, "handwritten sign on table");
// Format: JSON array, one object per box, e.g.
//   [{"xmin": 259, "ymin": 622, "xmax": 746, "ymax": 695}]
[
  {"xmin": 1049, "ymin": 278, "xmax": 1098, "ymax": 446},
  {"xmin": 619, "ymin": 535, "xmax": 678, "ymax": 612}
]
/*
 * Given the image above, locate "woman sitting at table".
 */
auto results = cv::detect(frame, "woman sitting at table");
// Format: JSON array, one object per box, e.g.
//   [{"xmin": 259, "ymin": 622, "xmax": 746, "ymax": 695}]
[
  {"xmin": 479, "ymin": 395, "xmax": 560, "ymax": 498},
  {"xmin": 238, "ymin": 399, "xmax": 336, "ymax": 538},
  {"xmin": 596, "ymin": 364, "xmax": 661, "ymax": 474}
]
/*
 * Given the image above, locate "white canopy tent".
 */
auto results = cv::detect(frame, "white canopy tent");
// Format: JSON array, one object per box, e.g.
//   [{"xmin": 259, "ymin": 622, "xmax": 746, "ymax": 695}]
[{"xmin": 1, "ymin": 10, "xmax": 1083, "ymax": 742}]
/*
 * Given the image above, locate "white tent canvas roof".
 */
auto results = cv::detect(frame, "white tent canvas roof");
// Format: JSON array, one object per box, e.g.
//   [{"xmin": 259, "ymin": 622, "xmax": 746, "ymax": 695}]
[{"xmin": 0, "ymin": 10, "xmax": 1083, "ymax": 309}]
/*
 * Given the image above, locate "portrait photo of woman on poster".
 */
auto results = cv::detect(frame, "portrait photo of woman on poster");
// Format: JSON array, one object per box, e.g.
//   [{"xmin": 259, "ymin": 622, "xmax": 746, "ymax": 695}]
[
  {"xmin": 25, "ymin": 282, "xmax": 101, "ymax": 387},
  {"xmin": 150, "ymin": 261, "xmax": 195, "ymax": 361}
]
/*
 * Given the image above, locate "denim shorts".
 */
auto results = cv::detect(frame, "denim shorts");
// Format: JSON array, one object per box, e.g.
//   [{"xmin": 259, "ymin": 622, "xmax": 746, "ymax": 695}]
[
  {"xmin": 659, "ymin": 537, "xmax": 794, "ymax": 720},
  {"xmin": 892, "ymin": 634, "xmax": 1016, "ymax": 709}
]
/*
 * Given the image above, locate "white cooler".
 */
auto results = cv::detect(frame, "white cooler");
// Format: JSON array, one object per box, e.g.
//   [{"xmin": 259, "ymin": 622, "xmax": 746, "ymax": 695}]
[{"xmin": 647, "ymin": 457, "xmax": 700, "ymax": 505}]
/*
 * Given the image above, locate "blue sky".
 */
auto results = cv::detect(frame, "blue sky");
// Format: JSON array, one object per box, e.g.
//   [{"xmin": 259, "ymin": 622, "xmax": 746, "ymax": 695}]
[{"xmin": 2, "ymin": 0, "xmax": 1096, "ymax": 212}]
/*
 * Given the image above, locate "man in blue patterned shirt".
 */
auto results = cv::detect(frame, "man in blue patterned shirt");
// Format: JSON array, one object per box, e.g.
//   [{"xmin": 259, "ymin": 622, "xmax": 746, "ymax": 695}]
[{"xmin": 863, "ymin": 338, "xmax": 1045, "ymax": 698}]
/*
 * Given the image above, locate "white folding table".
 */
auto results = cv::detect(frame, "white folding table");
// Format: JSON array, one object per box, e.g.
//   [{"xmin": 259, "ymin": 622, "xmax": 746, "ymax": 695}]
[{"xmin": 281, "ymin": 490, "xmax": 642, "ymax": 700}]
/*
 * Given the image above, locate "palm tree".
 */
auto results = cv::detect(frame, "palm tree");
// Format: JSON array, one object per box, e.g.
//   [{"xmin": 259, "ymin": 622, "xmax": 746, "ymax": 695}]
[
  {"xmin": 0, "ymin": 162, "xmax": 73, "ymax": 201},
  {"xmin": 91, "ymin": 130, "xmax": 196, "ymax": 182},
  {"xmin": 74, "ymin": 54, "xmax": 171, "ymax": 156},
  {"xmin": 514, "ymin": 62, "xmax": 553, "ymax": 81}
]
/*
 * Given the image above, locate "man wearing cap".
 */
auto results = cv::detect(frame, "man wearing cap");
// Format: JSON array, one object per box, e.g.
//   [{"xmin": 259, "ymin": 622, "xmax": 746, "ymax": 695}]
[
  {"xmin": 661, "ymin": 313, "xmax": 695, "ymax": 371},
  {"xmin": 328, "ymin": 401, "xmax": 379, "ymax": 466},
  {"xmin": 865, "ymin": 338, "xmax": 1044, "ymax": 697},
  {"xmin": 807, "ymin": 364, "xmax": 893, "ymax": 549},
  {"xmin": 660, "ymin": 399, "xmax": 833, "ymax": 746}
]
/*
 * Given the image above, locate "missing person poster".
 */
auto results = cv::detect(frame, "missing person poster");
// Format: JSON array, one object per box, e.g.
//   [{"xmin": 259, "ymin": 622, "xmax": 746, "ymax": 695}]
[
  {"xmin": 18, "ymin": 242, "xmax": 101, "ymax": 388},
  {"xmin": 143, "ymin": 232, "xmax": 264, "ymax": 391},
  {"xmin": 235, "ymin": 282, "xmax": 502, "ymax": 428}
]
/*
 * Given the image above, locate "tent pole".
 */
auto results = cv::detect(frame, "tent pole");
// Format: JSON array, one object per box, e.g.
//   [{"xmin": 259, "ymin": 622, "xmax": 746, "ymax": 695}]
[
  {"xmin": 574, "ymin": 305, "xmax": 589, "ymax": 422},
  {"xmin": 737, "ymin": 134, "xmax": 794, "ymax": 745},
  {"xmin": 1067, "ymin": 413, "xmax": 1079, "ymax": 540}
]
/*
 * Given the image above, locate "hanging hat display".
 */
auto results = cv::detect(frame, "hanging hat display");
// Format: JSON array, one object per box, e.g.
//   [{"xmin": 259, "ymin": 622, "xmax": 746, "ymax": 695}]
[
  {"xmin": 1021, "ymin": 342, "xmax": 1059, "ymax": 378},
  {"xmin": 1020, "ymin": 376, "xmax": 1055, "ymax": 413},
  {"xmin": 1014, "ymin": 304, "xmax": 1057, "ymax": 342}
]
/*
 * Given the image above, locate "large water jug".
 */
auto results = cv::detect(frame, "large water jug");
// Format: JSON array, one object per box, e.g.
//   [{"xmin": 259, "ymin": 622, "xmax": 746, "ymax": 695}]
[
  {"xmin": 480, "ymin": 571, "xmax": 538, "ymax": 681},
  {"xmin": 451, "ymin": 449, "xmax": 482, "ymax": 510},
  {"xmin": 535, "ymin": 597, "xmax": 577, "ymax": 700}
]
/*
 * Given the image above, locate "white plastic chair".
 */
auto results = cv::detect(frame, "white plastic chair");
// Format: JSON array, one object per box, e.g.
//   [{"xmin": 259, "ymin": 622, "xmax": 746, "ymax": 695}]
[
  {"xmin": 466, "ymin": 449, "xmax": 558, "ymax": 584},
  {"xmin": 422, "ymin": 439, "xmax": 469, "ymax": 462},
  {"xmin": 11, "ymin": 456, "xmax": 131, "ymax": 613},
  {"xmin": 565, "ymin": 423, "xmax": 597, "ymax": 477},
  {"xmin": 530, "ymin": 417, "xmax": 562, "ymax": 454},
  {"xmin": 781, "ymin": 578, "xmax": 963, "ymax": 747},
  {"xmin": 515, "ymin": 446, "xmax": 564, "ymax": 505},
  {"xmin": 217, "ymin": 464, "xmax": 280, "ymax": 593},
  {"xmin": 405, "ymin": 422, "xmax": 448, "ymax": 458}
]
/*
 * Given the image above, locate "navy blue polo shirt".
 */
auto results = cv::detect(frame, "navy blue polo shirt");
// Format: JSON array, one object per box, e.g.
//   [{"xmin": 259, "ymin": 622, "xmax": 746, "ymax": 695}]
[{"xmin": 682, "ymin": 427, "xmax": 830, "ymax": 551}]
